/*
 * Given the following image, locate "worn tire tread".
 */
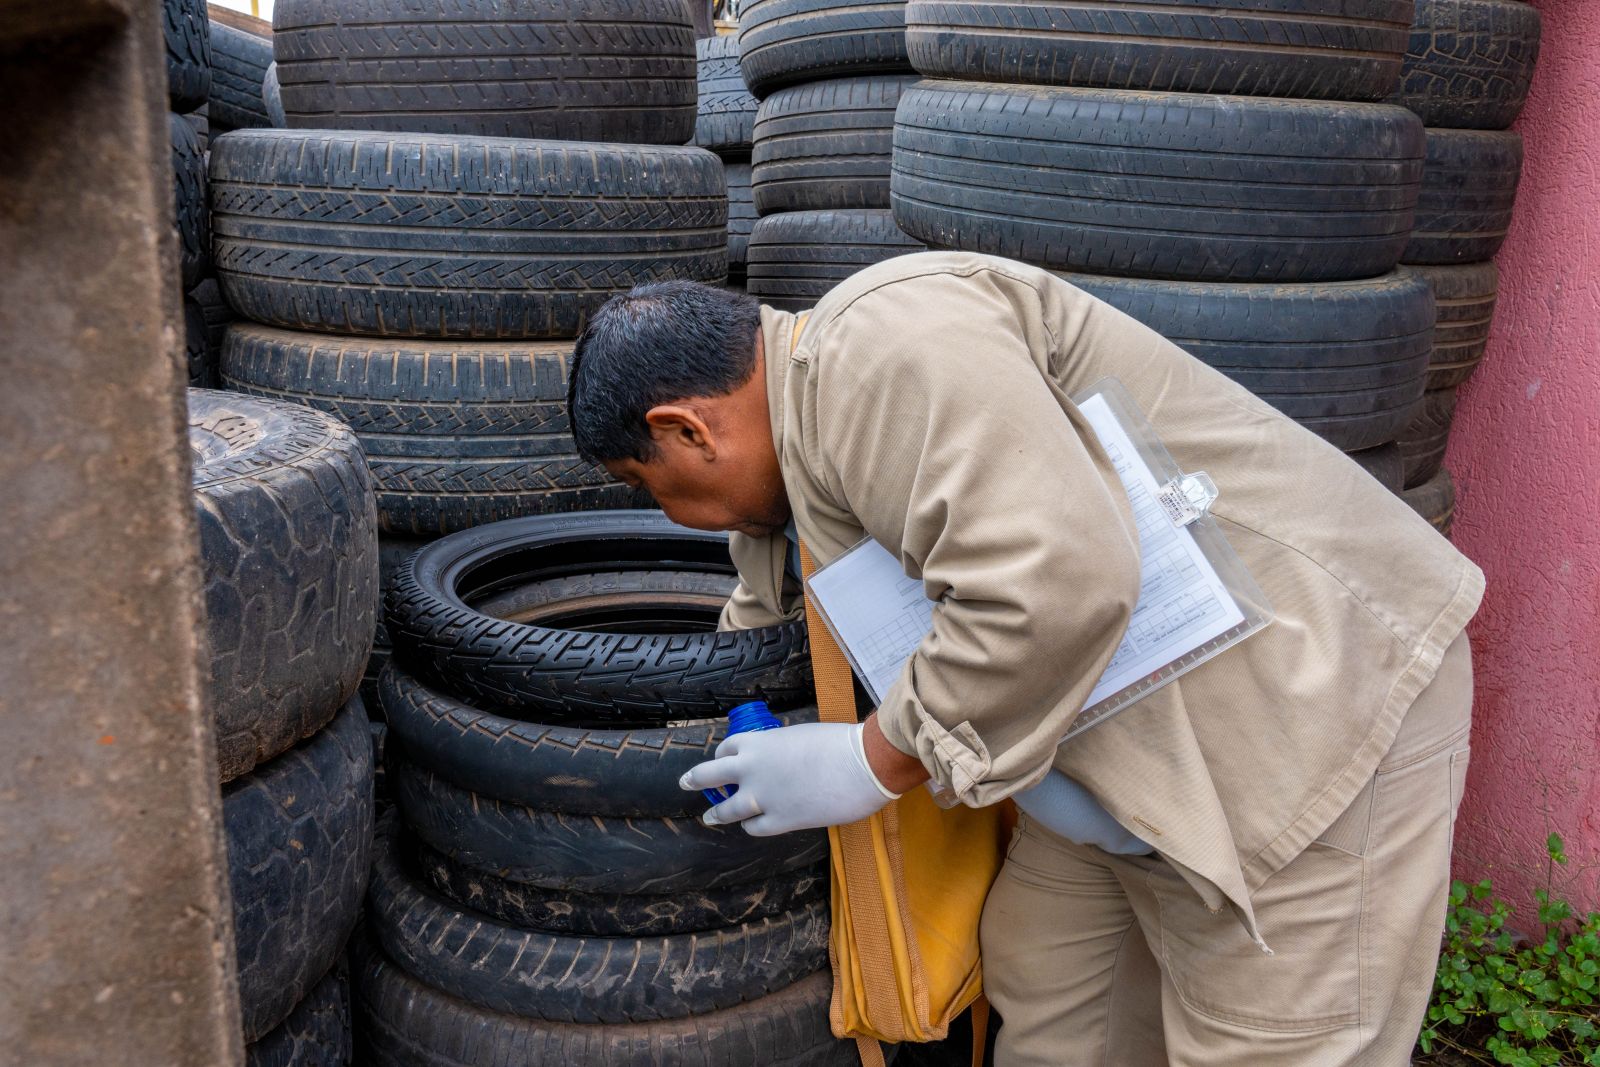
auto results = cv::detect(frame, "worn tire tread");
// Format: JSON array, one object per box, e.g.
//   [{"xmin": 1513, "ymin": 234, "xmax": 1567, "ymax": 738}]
[
  {"xmin": 905, "ymin": 0, "xmax": 1411, "ymax": 100},
  {"xmin": 1387, "ymin": 0, "xmax": 1541, "ymax": 129},
  {"xmin": 351, "ymin": 932, "xmax": 856, "ymax": 1067},
  {"xmin": 226, "ymin": 702, "xmax": 375, "ymax": 1042},
  {"xmin": 272, "ymin": 0, "xmax": 695, "ymax": 144},
  {"xmin": 368, "ymin": 821, "xmax": 829, "ymax": 1023},
  {"xmin": 209, "ymin": 129, "xmax": 727, "ymax": 339},
  {"xmin": 1061, "ymin": 270, "xmax": 1434, "ymax": 450},
  {"xmin": 891, "ymin": 81, "xmax": 1426, "ymax": 283},
  {"xmin": 1401, "ymin": 128, "xmax": 1523, "ymax": 265},
  {"xmin": 747, "ymin": 209, "xmax": 925, "ymax": 310},
  {"xmin": 190, "ymin": 389, "xmax": 378, "ymax": 781},
  {"xmin": 752, "ymin": 76, "xmax": 914, "ymax": 215}
]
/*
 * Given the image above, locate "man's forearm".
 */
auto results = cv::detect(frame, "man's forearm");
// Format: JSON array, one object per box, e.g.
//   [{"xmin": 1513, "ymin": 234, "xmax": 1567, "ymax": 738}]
[{"xmin": 863, "ymin": 712, "xmax": 932, "ymax": 795}]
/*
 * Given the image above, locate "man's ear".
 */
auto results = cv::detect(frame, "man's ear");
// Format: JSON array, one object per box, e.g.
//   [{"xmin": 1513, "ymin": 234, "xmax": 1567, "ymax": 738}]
[{"xmin": 644, "ymin": 404, "xmax": 717, "ymax": 460}]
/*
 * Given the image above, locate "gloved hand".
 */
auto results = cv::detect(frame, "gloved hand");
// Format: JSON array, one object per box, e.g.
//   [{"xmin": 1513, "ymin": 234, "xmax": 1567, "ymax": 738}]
[
  {"xmin": 680, "ymin": 721, "xmax": 900, "ymax": 836},
  {"xmin": 1013, "ymin": 770, "xmax": 1153, "ymax": 855}
]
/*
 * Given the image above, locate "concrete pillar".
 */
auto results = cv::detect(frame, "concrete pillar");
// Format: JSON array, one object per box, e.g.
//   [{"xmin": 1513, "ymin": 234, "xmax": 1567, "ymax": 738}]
[{"xmin": 0, "ymin": 1, "xmax": 245, "ymax": 1064}]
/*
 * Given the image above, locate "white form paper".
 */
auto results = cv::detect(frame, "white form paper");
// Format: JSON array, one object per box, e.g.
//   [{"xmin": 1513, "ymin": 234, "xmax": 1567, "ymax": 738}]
[{"xmin": 806, "ymin": 392, "xmax": 1246, "ymax": 709}]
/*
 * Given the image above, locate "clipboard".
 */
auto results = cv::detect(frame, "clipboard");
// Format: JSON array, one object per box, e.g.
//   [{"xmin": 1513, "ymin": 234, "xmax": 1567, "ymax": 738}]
[{"xmin": 803, "ymin": 376, "xmax": 1272, "ymax": 742}]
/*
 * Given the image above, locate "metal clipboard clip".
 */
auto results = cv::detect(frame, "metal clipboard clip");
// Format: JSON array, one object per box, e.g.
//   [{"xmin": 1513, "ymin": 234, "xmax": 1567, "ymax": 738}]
[{"xmin": 1060, "ymin": 378, "xmax": 1273, "ymax": 741}]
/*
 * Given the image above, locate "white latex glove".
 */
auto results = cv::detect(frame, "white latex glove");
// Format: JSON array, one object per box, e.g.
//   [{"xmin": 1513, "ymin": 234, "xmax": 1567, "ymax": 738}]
[
  {"xmin": 680, "ymin": 721, "xmax": 900, "ymax": 837},
  {"xmin": 1013, "ymin": 770, "xmax": 1153, "ymax": 856}
]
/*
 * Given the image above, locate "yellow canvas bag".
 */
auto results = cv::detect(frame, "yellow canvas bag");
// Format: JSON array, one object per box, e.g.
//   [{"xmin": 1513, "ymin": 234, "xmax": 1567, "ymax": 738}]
[{"xmin": 798, "ymin": 540, "xmax": 1012, "ymax": 1067}]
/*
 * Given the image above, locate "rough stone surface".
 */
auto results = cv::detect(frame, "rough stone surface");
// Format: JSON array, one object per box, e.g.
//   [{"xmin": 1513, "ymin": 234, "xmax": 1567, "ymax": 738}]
[
  {"xmin": 1448, "ymin": 2, "xmax": 1600, "ymax": 909},
  {"xmin": 0, "ymin": 2, "xmax": 245, "ymax": 1063}
]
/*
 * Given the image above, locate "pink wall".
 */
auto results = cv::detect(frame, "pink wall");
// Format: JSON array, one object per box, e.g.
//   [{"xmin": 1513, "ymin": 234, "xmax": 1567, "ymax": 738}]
[{"xmin": 1447, "ymin": 0, "xmax": 1600, "ymax": 909}]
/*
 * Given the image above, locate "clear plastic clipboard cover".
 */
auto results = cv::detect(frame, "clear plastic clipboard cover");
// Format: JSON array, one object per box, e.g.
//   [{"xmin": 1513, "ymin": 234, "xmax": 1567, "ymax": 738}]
[
  {"xmin": 800, "ymin": 376, "xmax": 1273, "ymax": 745},
  {"xmin": 1061, "ymin": 377, "xmax": 1272, "ymax": 741}
]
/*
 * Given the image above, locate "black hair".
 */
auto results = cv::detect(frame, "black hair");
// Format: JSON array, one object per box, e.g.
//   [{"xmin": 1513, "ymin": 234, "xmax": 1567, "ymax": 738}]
[{"xmin": 568, "ymin": 280, "xmax": 763, "ymax": 463}]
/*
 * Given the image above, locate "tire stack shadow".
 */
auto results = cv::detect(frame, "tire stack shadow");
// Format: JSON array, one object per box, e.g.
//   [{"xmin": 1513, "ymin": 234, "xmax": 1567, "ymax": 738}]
[
  {"xmin": 737, "ymin": 0, "xmax": 929, "ymax": 310},
  {"xmin": 358, "ymin": 510, "xmax": 858, "ymax": 1066}
]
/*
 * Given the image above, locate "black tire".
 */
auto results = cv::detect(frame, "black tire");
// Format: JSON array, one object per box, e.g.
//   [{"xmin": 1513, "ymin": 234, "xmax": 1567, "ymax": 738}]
[
  {"xmin": 272, "ymin": 0, "xmax": 696, "ymax": 145},
  {"xmin": 1387, "ymin": 0, "xmax": 1541, "ymax": 130},
  {"xmin": 351, "ymin": 931, "xmax": 858, "ymax": 1067},
  {"xmin": 220, "ymin": 324, "xmax": 640, "ymax": 536},
  {"xmin": 392, "ymin": 758, "xmax": 828, "ymax": 893},
  {"xmin": 904, "ymin": 0, "xmax": 1411, "ymax": 101},
  {"xmin": 164, "ymin": 0, "xmax": 212, "ymax": 111},
  {"xmin": 1412, "ymin": 262, "xmax": 1498, "ymax": 390},
  {"xmin": 752, "ymin": 76, "xmax": 914, "ymax": 215},
  {"xmin": 892, "ymin": 82, "xmax": 1425, "ymax": 283},
  {"xmin": 209, "ymin": 20, "xmax": 274, "ymax": 130},
  {"xmin": 246, "ymin": 967, "xmax": 352, "ymax": 1067},
  {"xmin": 381, "ymin": 663, "xmax": 819, "ymax": 817},
  {"xmin": 385, "ymin": 511, "xmax": 812, "ymax": 724},
  {"xmin": 184, "ymin": 106, "xmax": 209, "ymax": 150},
  {"xmin": 188, "ymin": 277, "xmax": 234, "ymax": 384},
  {"xmin": 747, "ymin": 209, "xmax": 925, "ymax": 311},
  {"xmin": 696, "ymin": 35, "xmax": 759, "ymax": 154},
  {"xmin": 727, "ymin": 161, "xmax": 757, "ymax": 284},
  {"xmin": 1402, "ymin": 128, "xmax": 1523, "ymax": 265},
  {"xmin": 170, "ymin": 110, "xmax": 208, "ymax": 291},
  {"xmin": 189, "ymin": 389, "xmax": 379, "ymax": 781},
  {"xmin": 262, "ymin": 61, "xmax": 285, "ymax": 127},
  {"xmin": 1400, "ymin": 466, "xmax": 1455, "ymax": 537},
  {"xmin": 209, "ymin": 129, "xmax": 727, "ymax": 339},
  {"xmin": 226, "ymin": 701, "xmax": 376, "ymax": 1043},
  {"xmin": 1399, "ymin": 387, "xmax": 1458, "ymax": 489},
  {"xmin": 184, "ymin": 295, "xmax": 213, "ymax": 387},
  {"xmin": 414, "ymin": 835, "xmax": 828, "ymax": 936},
  {"xmin": 1062, "ymin": 270, "xmax": 1434, "ymax": 451},
  {"xmin": 738, "ymin": 0, "xmax": 914, "ymax": 97},
  {"xmin": 369, "ymin": 820, "xmax": 829, "ymax": 1023},
  {"xmin": 1347, "ymin": 442, "xmax": 1404, "ymax": 493},
  {"xmin": 363, "ymin": 535, "xmax": 435, "ymax": 714}
]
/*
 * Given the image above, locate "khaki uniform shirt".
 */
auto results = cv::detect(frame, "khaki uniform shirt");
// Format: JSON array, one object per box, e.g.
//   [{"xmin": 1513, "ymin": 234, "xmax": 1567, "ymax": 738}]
[{"xmin": 721, "ymin": 253, "xmax": 1484, "ymax": 938}]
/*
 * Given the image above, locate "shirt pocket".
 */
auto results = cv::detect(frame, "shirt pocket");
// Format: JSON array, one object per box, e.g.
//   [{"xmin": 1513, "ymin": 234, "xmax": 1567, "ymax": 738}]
[{"xmin": 1146, "ymin": 842, "xmax": 1364, "ymax": 1033}]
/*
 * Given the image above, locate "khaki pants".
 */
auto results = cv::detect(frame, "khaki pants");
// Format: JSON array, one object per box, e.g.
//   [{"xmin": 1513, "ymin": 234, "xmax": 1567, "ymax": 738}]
[{"xmin": 981, "ymin": 634, "xmax": 1473, "ymax": 1066}]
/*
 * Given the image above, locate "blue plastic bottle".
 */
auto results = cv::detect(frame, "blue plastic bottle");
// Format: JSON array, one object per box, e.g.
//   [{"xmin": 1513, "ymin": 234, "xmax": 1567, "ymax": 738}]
[{"xmin": 702, "ymin": 700, "xmax": 782, "ymax": 806}]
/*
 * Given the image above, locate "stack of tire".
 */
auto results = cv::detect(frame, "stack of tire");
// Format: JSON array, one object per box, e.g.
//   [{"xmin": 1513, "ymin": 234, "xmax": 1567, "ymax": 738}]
[
  {"xmin": 206, "ymin": 5, "xmax": 276, "ymax": 135},
  {"xmin": 166, "ymin": 2, "xmax": 278, "ymax": 389},
  {"xmin": 1389, "ymin": 0, "xmax": 1541, "ymax": 537},
  {"xmin": 695, "ymin": 35, "xmax": 761, "ymax": 287},
  {"xmin": 188, "ymin": 389, "xmax": 380, "ymax": 1065},
  {"xmin": 879, "ymin": 0, "xmax": 1454, "ymax": 505},
  {"xmin": 354, "ymin": 510, "xmax": 856, "ymax": 1067},
  {"xmin": 163, "ymin": 0, "xmax": 219, "ymax": 387},
  {"xmin": 214, "ymin": 0, "xmax": 727, "ymax": 707},
  {"xmin": 736, "ymin": 0, "xmax": 927, "ymax": 309}
]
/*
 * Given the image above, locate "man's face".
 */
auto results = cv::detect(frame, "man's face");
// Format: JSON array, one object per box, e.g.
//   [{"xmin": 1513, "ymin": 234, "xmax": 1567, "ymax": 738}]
[
  {"xmin": 601, "ymin": 340, "xmax": 790, "ymax": 537},
  {"xmin": 606, "ymin": 443, "xmax": 790, "ymax": 538}
]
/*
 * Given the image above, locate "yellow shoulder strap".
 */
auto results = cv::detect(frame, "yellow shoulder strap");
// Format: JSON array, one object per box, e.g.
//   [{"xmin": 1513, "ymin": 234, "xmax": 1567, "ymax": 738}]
[{"xmin": 791, "ymin": 306, "xmax": 990, "ymax": 1067}]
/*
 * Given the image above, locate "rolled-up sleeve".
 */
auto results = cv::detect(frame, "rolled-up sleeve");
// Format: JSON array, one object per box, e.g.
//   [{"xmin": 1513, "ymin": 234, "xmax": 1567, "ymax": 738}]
[{"xmin": 809, "ymin": 272, "xmax": 1142, "ymax": 806}]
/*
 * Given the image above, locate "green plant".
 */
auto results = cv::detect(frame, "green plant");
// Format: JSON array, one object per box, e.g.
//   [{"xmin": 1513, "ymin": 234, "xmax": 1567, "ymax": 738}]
[{"xmin": 1420, "ymin": 834, "xmax": 1600, "ymax": 1066}]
